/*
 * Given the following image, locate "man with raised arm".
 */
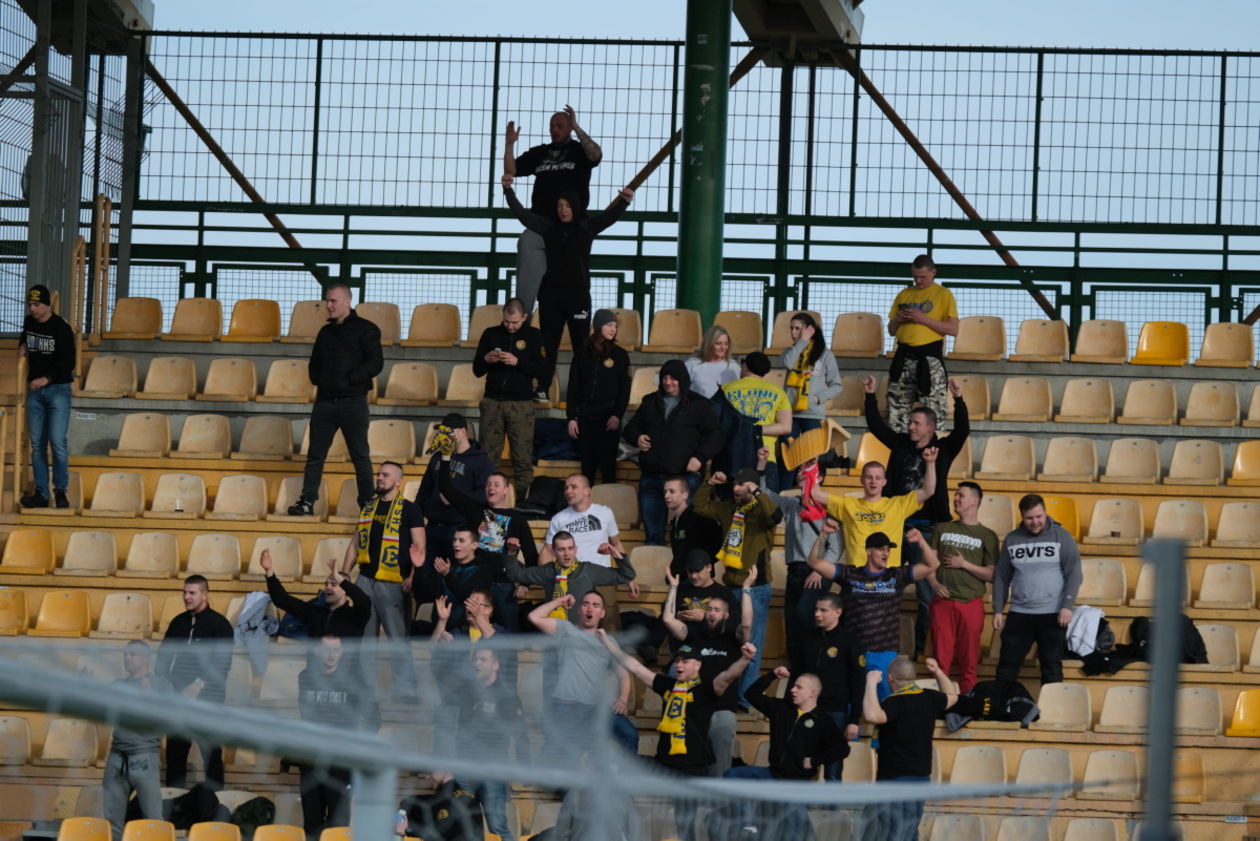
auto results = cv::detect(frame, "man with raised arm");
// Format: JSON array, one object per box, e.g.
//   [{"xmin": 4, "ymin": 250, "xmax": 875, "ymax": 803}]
[
  {"xmin": 415, "ymin": 412, "xmax": 494, "ymax": 564},
  {"xmin": 504, "ymin": 530, "xmax": 636, "ymax": 625},
  {"xmin": 885, "ymin": 254, "xmax": 959, "ymax": 433},
  {"xmin": 263, "ymin": 551, "xmax": 372, "ymax": 639},
  {"xmin": 788, "ymin": 592, "xmax": 865, "ymax": 781},
  {"xmin": 543, "ymin": 473, "xmax": 637, "ymax": 625}
]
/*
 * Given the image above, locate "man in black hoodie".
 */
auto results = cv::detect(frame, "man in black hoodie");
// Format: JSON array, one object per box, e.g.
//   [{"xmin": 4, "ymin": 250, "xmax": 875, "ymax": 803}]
[
  {"xmin": 18, "ymin": 284, "xmax": 75, "ymax": 509},
  {"xmin": 622, "ymin": 358, "xmax": 724, "ymax": 546},
  {"xmin": 290, "ymin": 283, "xmax": 383, "ymax": 515},
  {"xmin": 415, "ymin": 413, "xmax": 495, "ymax": 565}
]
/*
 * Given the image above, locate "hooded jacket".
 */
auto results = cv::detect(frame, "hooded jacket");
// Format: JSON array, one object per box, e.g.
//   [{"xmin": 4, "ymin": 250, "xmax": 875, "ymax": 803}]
[
  {"xmin": 622, "ymin": 359, "xmax": 724, "ymax": 475},
  {"xmin": 416, "ymin": 443, "xmax": 495, "ymax": 525},
  {"xmin": 566, "ymin": 335, "xmax": 631, "ymax": 421},
  {"xmin": 992, "ymin": 515, "xmax": 1082, "ymax": 615},
  {"xmin": 504, "ymin": 186, "xmax": 628, "ymax": 291}
]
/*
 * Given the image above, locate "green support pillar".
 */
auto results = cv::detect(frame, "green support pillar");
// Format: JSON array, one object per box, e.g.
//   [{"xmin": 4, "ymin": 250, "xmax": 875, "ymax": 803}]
[{"xmin": 676, "ymin": 0, "xmax": 732, "ymax": 323}]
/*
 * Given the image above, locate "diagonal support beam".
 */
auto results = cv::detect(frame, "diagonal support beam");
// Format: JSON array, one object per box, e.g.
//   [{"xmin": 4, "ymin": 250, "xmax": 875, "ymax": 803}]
[{"xmin": 0, "ymin": 45, "xmax": 36, "ymax": 97}]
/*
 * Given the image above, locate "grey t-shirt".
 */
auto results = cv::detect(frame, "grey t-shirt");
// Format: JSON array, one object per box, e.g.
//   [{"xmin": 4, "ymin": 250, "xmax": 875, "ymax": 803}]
[
  {"xmin": 109, "ymin": 675, "xmax": 174, "ymax": 754},
  {"xmin": 553, "ymin": 620, "xmax": 616, "ymax": 704}
]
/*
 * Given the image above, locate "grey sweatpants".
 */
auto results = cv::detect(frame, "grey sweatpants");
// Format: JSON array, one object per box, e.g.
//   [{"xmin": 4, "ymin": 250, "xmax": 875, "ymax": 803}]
[
  {"xmin": 707, "ymin": 709, "xmax": 738, "ymax": 776},
  {"xmin": 104, "ymin": 750, "xmax": 162, "ymax": 841},
  {"xmin": 357, "ymin": 574, "xmax": 419, "ymax": 698},
  {"xmin": 514, "ymin": 229, "xmax": 547, "ymax": 312}
]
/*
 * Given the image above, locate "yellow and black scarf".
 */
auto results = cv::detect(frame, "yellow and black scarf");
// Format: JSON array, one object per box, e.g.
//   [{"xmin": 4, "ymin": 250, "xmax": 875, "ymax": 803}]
[
  {"xmin": 785, "ymin": 340, "xmax": 815, "ymax": 411},
  {"xmin": 658, "ymin": 678, "xmax": 700, "ymax": 755},
  {"xmin": 716, "ymin": 498, "xmax": 759, "ymax": 570},
  {"xmin": 356, "ymin": 494, "xmax": 406, "ymax": 582},
  {"xmin": 549, "ymin": 560, "xmax": 580, "ymax": 618}
]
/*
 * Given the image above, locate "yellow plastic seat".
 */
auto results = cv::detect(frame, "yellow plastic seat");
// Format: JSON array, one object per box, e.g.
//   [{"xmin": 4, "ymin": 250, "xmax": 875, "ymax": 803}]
[
  {"xmin": 401, "ymin": 303, "xmax": 460, "ymax": 348},
  {"xmin": 929, "ymin": 815, "xmax": 984, "ymax": 841},
  {"xmin": 56, "ymin": 530, "xmax": 118, "ymax": 576},
  {"xmin": 185, "ymin": 534, "xmax": 242, "ymax": 580},
  {"xmin": 1194, "ymin": 563, "xmax": 1254, "ymax": 609},
  {"xmin": 325, "ymin": 478, "xmax": 360, "ymax": 523},
  {"xmin": 268, "ymin": 477, "xmax": 329, "ymax": 523},
  {"xmin": 1244, "ymin": 385, "xmax": 1260, "ymax": 428},
  {"xmin": 1179, "ymin": 381, "xmax": 1238, "ymax": 427},
  {"xmin": 161, "ymin": 298, "xmax": 222, "ymax": 342},
  {"xmin": 1099, "ymin": 438, "xmax": 1160, "ymax": 484},
  {"xmin": 1037, "ymin": 437, "xmax": 1097, "ymax": 482},
  {"xmin": 1131, "ymin": 320, "xmax": 1190, "ymax": 365},
  {"xmin": 1170, "ymin": 753, "xmax": 1205, "ymax": 802},
  {"xmin": 977, "ymin": 493, "xmax": 1016, "ymax": 537},
  {"xmin": 953, "ymin": 374, "xmax": 990, "ymax": 419},
  {"xmin": 0, "ymin": 528, "xmax": 57, "ymax": 574},
  {"xmin": 948, "ymin": 744, "xmax": 1006, "ymax": 784},
  {"xmin": 830, "ymin": 312, "xmax": 884, "ymax": 357},
  {"xmin": 244, "ymin": 536, "xmax": 304, "ymax": 582},
  {"xmin": 947, "ymin": 437, "xmax": 973, "ymax": 478},
  {"xmin": 853, "ymin": 432, "xmax": 892, "ymax": 472},
  {"xmin": 608, "ymin": 307, "xmax": 643, "ymax": 350},
  {"xmin": 172, "ymin": 415, "xmax": 232, "ymax": 460},
  {"xmin": 90, "ymin": 593, "xmax": 153, "ymax": 640},
  {"xmin": 104, "ymin": 297, "xmax": 163, "ymax": 339},
  {"xmin": 1029, "ymin": 682, "xmax": 1091, "ymax": 732},
  {"xmin": 29, "ymin": 591, "xmax": 91, "ymax": 638},
  {"xmin": 59, "ymin": 817, "xmax": 111, "ymax": 841},
  {"xmin": 258, "ymin": 659, "xmax": 303, "ymax": 706},
  {"xmin": 368, "ymin": 419, "xmax": 416, "ymax": 462},
  {"xmin": 643, "ymin": 308, "xmax": 703, "ymax": 353},
  {"xmin": 278, "ymin": 300, "xmax": 326, "ymax": 343},
  {"xmin": 1042, "ymin": 495, "xmax": 1080, "ymax": 539},
  {"xmin": 1070, "ymin": 319, "xmax": 1127, "ymax": 363},
  {"xmin": 143, "ymin": 473, "xmax": 208, "ymax": 519},
  {"xmin": 1116, "ymin": 379, "xmax": 1177, "ymax": 425},
  {"xmin": 1077, "ymin": 559, "xmax": 1126, "ymax": 606},
  {"xmin": 135, "ymin": 357, "xmax": 198, "ymax": 401},
  {"xmin": 117, "ymin": 532, "xmax": 180, "ymax": 579},
  {"xmin": 75, "ymin": 355, "xmax": 138, "ymax": 398},
  {"xmin": 947, "ymin": 315, "xmax": 1005, "ymax": 361},
  {"xmin": 110, "ymin": 413, "xmax": 173, "ymax": 458},
  {"xmin": 590, "ymin": 482, "xmax": 639, "ymax": 528},
  {"xmin": 196, "ymin": 357, "xmax": 258, "ymax": 401},
  {"xmin": 1095, "ymin": 685, "xmax": 1148, "ymax": 733},
  {"xmin": 356, "ymin": 302, "xmax": 401, "ymax": 345},
  {"xmin": 974, "ymin": 435, "xmax": 1035, "ymax": 481},
  {"xmin": 1227, "ymin": 440, "xmax": 1260, "ymax": 486},
  {"xmin": 1008, "ymin": 319, "xmax": 1068, "ymax": 362},
  {"xmin": 188, "ymin": 823, "xmax": 242, "ymax": 841},
  {"xmin": 714, "ymin": 310, "xmax": 764, "ymax": 354},
  {"xmin": 995, "ymin": 817, "xmax": 1049, "ymax": 841},
  {"xmin": 1187, "ymin": 624, "xmax": 1239, "ymax": 672},
  {"xmin": 1176, "ymin": 686, "xmax": 1222, "ymax": 735},
  {"xmin": 231, "ymin": 416, "xmax": 294, "ymax": 461},
  {"xmin": 1194, "ymin": 321, "xmax": 1253, "ymax": 367},
  {"xmin": 0, "ymin": 589, "xmax": 28, "ymax": 635},
  {"xmin": 206, "ymin": 475, "xmax": 269, "ymax": 521},
  {"xmin": 312, "ymin": 537, "xmax": 353, "ymax": 574},
  {"xmin": 1082, "ymin": 499, "xmax": 1144, "ymax": 546},
  {"xmin": 461, "ymin": 303, "xmax": 502, "ymax": 348},
  {"xmin": 121, "ymin": 821, "xmax": 176, "ymax": 841},
  {"xmin": 1225, "ymin": 688, "xmax": 1260, "ymax": 736},
  {"xmin": 1078, "ymin": 749, "xmax": 1139, "ymax": 800},
  {"xmin": 992, "ymin": 377, "xmax": 1053, "ymax": 422},
  {"xmin": 627, "ymin": 366, "xmax": 660, "ymax": 409},
  {"xmin": 87, "ymin": 472, "xmax": 145, "ymax": 518},
  {"xmin": 225, "ymin": 299, "xmax": 281, "ymax": 342},
  {"xmin": 256, "ymin": 359, "xmax": 316, "ymax": 404},
  {"xmin": 766, "ymin": 309, "xmax": 822, "ymax": 353},
  {"xmin": 1164, "ymin": 439, "xmax": 1224, "ymax": 485},
  {"xmin": 842, "ymin": 741, "xmax": 875, "ymax": 783},
  {"xmin": 1129, "ymin": 564, "xmax": 1189, "ymax": 610},
  {"xmin": 0, "ymin": 715, "xmax": 32, "ymax": 763},
  {"xmin": 1053, "ymin": 378, "xmax": 1114, "ymax": 423},
  {"xmin": 1151, "ymin": 499, "xmax": 1208, "ymax": 546},
  {"xmin": 825, "ymin": 375, "xmax": 865, "ymax": 417},
  {"xmin": 33, "ymin": 718, "xmax": 97, "ymax": 766},
  {"xmin": 1012, "ymin": 747, "xmax": 1072, "ymax": 790},
  {"xmin": 438, "ymin": 363, "xmax": 485, "ymax": 407},
  {"xmin": 298, "ymin": 425, "xmax": 350, "ymax": 466},
  {"xmin": 1212, "ymin": 501, "xmax": 1260, "ymax": 548},
  {"xmin": 1063, "ymin": 819, "xmax": 1122, "ymax": 841},
  {"xmin": 377, "ymin": 362, "xmax": 439, "ymax": 406}
]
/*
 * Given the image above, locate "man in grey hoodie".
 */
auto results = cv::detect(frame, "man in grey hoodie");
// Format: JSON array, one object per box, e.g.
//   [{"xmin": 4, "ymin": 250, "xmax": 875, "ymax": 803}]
[{"xmin": 991, "ymin": 493, "xmax": 1082, "ymax": 684}]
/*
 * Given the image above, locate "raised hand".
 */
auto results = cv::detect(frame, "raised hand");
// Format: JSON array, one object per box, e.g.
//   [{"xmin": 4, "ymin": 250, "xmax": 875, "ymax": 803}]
[
  {"xmin": 821, "ymin": 517, "xmax": 840, "ymax": 535},
  {"xmin": 259, "ymin": 549, "xmax": 272, "ymax": 573},
  {"xmin": 434, "ymin": 595, "xmax": 451, "ymax": 621},
  {"xmin": 773, "ymin": 665, "xmax": 790, "ymax": 679},
  {"xmin": 504, "ymin": 121, "xmax": 520, "ymax": 144},
  {"xmin": 906, "ymin": 528, "xmax": 924, "ymax": 545},
  {"xmin": 862, "ymin": 375, "xmax": 877, "ymax": 393},
  {"xmin": 948, "ymin": 377, "xmax": 963, "ymax": 398},
  {"xmin": 740, "ymin": 642, "xmax": 757, "ymax": 660},
  {"xmin": 559, "ymin": 594, "xmax": 576, "ymax": 610},
  {"xmin": 563, "ymin": 105, "xmax": 579, "ymax": 129},
  {"xmin": 921, "ymin": 446, "xmax": 939, "ymax": 463},
  {"xmin": 710, "ymin": 471, "xmax": 728, "ymax": 486},
  {"xmin": 500, "ymin": 174, "xmax": 513, "ymax": 189},
  {"xmin": 665, "ymin": 569, "xmax": 679, "ymax": 588}
]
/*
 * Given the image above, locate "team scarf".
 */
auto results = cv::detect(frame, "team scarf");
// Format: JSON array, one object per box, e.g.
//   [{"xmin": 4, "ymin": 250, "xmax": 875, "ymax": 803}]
[
  {"xmin": 798, "ymin": 461, "xmax": 827, "ymax": 522},
  {"xmin": 549, "ymin": 560, "xmax": 581, "ymax": 618},
  {"xmin": 716, "ymin": 498, "xmax": 760, "ymax": 570},
  {"xmin": 785, "ymin": 341, "xmax": 815, "ymax": 411},
  {"xmin": 658, "ymin": 677, "xmax": 701, "ymax": 755},
  {"xmin": 356, "ymin": 494, "xmax": 406, "ymax": 582}
]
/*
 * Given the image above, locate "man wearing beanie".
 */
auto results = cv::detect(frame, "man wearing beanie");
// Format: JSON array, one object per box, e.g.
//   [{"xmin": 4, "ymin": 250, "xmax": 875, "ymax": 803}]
[
  {"xmin": 719, "ymin": 351, "xmax": 792, "ymax": 491},
  {"xmin": 18, "ymin": 284, "xmax": 75, "ymax": 508}
]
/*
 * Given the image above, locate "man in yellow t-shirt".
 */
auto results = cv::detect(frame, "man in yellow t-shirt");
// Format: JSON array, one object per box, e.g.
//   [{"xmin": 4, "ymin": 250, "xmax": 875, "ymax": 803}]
[
  {"xmin": 886, "ymin": 255, "xmax": 959, "ymax": 432},
  {"xmin": 720, "ymin": 350, "xmax": 792, "ymax": 462},
  {"xmin": 810, "ymin": 447, "xmax": 938, "ymax": 567}
]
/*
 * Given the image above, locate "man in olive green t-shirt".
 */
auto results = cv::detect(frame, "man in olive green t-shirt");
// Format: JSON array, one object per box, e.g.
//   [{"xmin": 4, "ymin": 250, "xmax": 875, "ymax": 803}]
[{"xmin": 925, "ymin": 481, "xmax": 998, "ymax": 692}]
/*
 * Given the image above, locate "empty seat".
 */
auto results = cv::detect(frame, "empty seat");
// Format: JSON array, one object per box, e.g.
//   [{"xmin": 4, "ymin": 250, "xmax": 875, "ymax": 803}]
[
  {"xmin": 29, "ymin": 591, "xmax": 91, "ymax": 638},
  {"xmin": 830, "ymin": 312, "xmax": 884, "ymax": 357},
  {"xmin": 928, "ymin": 815, "xmax": 984, "ymax": 841},
  {"xmin": 245, "ymin": 536, "xmax": 303, "ymax": 581},
  {"xmin": 161, "ymin": 298, "xmax": 222, "ymax": 342},
  {"xmin": 117, "ymin": 532, "xmax": 180, "ymax": 579},
  {"xmin": 1099, "ymin": 438, "xmax": 1160, "ymax": 483},
  {"xmin": 368, "ymin": 419, "xmax": 416, "ymax": 462},
  {"xmin": 826, "ymin": 375, "xmax": 866, "ymax": 417},
  {"xmin": 301, "ymin": 425, "xmax": 349, "ymax": 464},
  {"xmin": 1195, "ymin": 321, "xmax": 1254, "ymax": 367},
  {"xmin": 977, "ymin": 493, "xmax": 1017, "ymax": 537},
  {"xmin": 1063, "ymin": 819, "xmax": 1122, "ymax": 841},
  {"xmin": 1190, "ymin": 624, "xmax": 1239, "ymax": 671},
  {"xmin": 1070, "ymin": 319, "xmax": 1127, "ymax": 363},
  {"xmin": 992, "ymin": 377, "xmax": 1052, "ymax": 422},
  {"xmin": 196, "ymin": 357, "xmax": 258, "ymax": 401},
  {"xmin": 269, "ymin": 477, "xmax": 329, "ymax": 522},
  {"xmin": 948, "ymin": 437, "xmax": 973, "ymax": 478},
  {"xmin": 188, "ymin": 823, "xmax": 242, "ymax": 841},
  {"xmin": 279, "ymin": 300, "xmax": 326, "ymax": 343},
  {"xmin": 1077, "ymin": 558, "xmax": 1127, "ymax": 606},
  {"xmin": 135, "ymin": 357, "xmax": 198, "ymax": 401},
  {"xmin": 56, "ymin": 531, "xmax": 118, "ymax": 576},
  {"xmin": 590, "ymin": 483, "xmax": 639, "ymax": 528},
  {"xmin": 627, "ymin": 366, "xmax": 660, "ymax": 409},
  {"xmin": 0, "ymin": 528, "xmax": 57, "ymax": 574},
  {"xmin": 461, "ymin": 303, "xmax": 502, "ymax": 348},
  {"xmin": 1117, "ymin": 379, "xmax": 1177, "ymax": 425},
  {"xmin": 225, "ymin": 299, "xmax": 281, "ymax": 342},
  {"xmin": 312, "ymin": 537, "xmax": 353, "ymax": 574},
  {"xmin": 713, "ymin": 310, "xmax": 763, "ymax": 354},
  {"xmin": 0, "ymin": 589, "xmax": 27, "ymax": 634},
  {"xmin": 400, "ymin": 303, "xmax": 460, "ymax": 347},
  {"xmin": 1194, "ymin": 563, "xmax": 1254, "ymax": 609},
  {"xmin": 1226, "ymin": 688, "xmax": 1260, "ymax": 736},
  {"xmin": 842, "ymin": 741, "xmax": 875, "ymax": 783},
  {"xmin": 59, "ymin": 817, "xmax": 111, "ymax": 841},
  {"xmin": 356, "ymin": 302, "xmax": 401, "ymax": 345},
  {"xmin": 0, "ymin": 715, "xmax": 31, "ymax": 764},
  {"xmin": 33, "ymin": 718, "xmax": 97, "ymax": 766},
  {"xmin": 1053, "ymin": 378, "xmax": 1114, "ymax": 423},
  {"xmin": 641, "ymin": 308, "xmax": 703, "ymax": 354},
  {"xmin": 1227, "ymin": 440, "xmax": 1260, "ymax": 486},
  {"xmin": 144, "ymin": 473, "xmax": 207, "ymax": 519},
  {"xmin": 172, "ymin": 414, "xmax": 233, "ymax": 459},
  {"xmin": 232, "ymin": 416, "xmax": 294, "ymax": 460},
  {"xmin": 767, "ymin": 309, "xmax": 822, "ymax": 353},
  {"xmin": 252, "ymin": 827, "xmax": 304, "ymax": 841},
  {"xmin": 1008, "ymin": 319, "xmax": 1068, "ymax": 362},
  {"xmin": 185, "ymin": 534, "xmax": 242, "ymax": 579},
  {"xmin": 438, "ymin": 363, "xmax": 485, "ymax": 407},
  {"xmin": 256, "ymin": 360, "xmax": 316, "ymax": 404},
  {"xmin": 110, "ymin": 413, "xmax": 173, "ymax": 458},
  {"xmin": 948, "ymin": 315, "xmax": 1005, "ymax": 361},
  {"xmin": 1095, "ymin": 685, "xmax": 1148, "ymax": 733},
  {"xmin": 995, "ymin": 818, "xmax": 1049, "ymax": 841},
  {"xmin": 1244, "ymin": 385, "xmax": 1260, "ymax": 428},
  {"xmin": 1078, "ymin": 749, "xmax": 1139, "ymax": 800},
  {"xmin": 975, "ymin": 435, "xmax": 1035, "ymax": 480},
  {"xmin": 90, "ymin": 593, "xmax": 153, "ymax": 640},
  {"xmin": 75, "ymin": 355, "xmax": 137, "ymax": 398},
  {"xmin": 377, "ymin": 362, "xmax": 439, "ymax": 406},
  {"xmin": 121, "ymin": 821, "xmax": 176, "ymax": 841},
  {"xmin": 1180, "ymin": 381, "xmax": 1239, "ymax": 426},
  {"xmin": 1082, "ymin": 498, "xmax": 1143, "ymax": 546},
  {"xmin": 1037, "ymin": 437, "xmax": 1097, "ymax": 482},
  {"xmin": 1042, "ymin": 495, "xmax": 1080, "ymax": 539},
  {"xmin": 1030, "ymin": 682, "xmax": 1092, "ymax": 731},
  {"xmin": 1164, "ymin": 440, "xmax": 1224, "ymax": 485},
  {"xmin": 606, "ymin": 307, "xmax": 643, "ymax": 350},
  {"xmin": 953, "ymin": 374, "xmax": 990, "ymax": 419},
  {"xmin": 854, "ymin": 432, "xmax": 892, "ymax": 472},
  {"xmin": 206, "ymin": 475, "xmax": 269, "ymax": 521},
  {"xmin": 1170, "ymin": 753, "xmax": 1205, "ymax": 803},
  {"xmin": 948, "ymin": 744, "xmax": 1006, "ymax": 784},
  {"xmin": 1212, "ymin": 501, "xmax": 1260, "ymax": 548},
  {"xmin": 104, "ymin": 297, "xmax": 163, "ymax": 339},
  {"xmin": 1130, "ymin": 320, "xmax": 1189, "ymax": 365},
  {"xmin": 1151, "ymin": 499, "xmax": 1208, "ymax": 546},
  {"xmin": 1012, "ymin": 747, "xmax": 1072, "ymax": 790},
  {"xmin": 88, "ymin": 472, "xmax": 145, "ymax": 518},
  {"xmin": 1129, "ymin": 564, "xmax": 1191, "ymax": 610},
  {"xmin": 1176, "ymin": 686, "xmax": 1222, "ymax": 735}
]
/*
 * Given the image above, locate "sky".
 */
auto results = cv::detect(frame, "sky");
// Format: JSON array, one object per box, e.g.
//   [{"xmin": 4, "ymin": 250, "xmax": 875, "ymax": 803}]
[{"xmin": 154, "ymin": 0, "xmax": 1260, "ymax": 52}]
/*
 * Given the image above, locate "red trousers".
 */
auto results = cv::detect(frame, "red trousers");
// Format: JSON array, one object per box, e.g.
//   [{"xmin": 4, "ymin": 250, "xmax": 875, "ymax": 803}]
[{"xmin": 930, "ymin": 596, "xmax": 985, "ymax": 693}]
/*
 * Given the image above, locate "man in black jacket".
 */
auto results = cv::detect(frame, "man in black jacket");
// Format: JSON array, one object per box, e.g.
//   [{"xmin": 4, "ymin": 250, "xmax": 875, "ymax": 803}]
[
  {"xmin": 18, "ymin": 284, "xmax": 75, "ymax": 509},
  {"xmin": 789, "ymin": 592, "xmax": 865, "ymax": 781},
  {"xmin": 622, "ymin": 358, "xmax": 723, "ymax": 546},
  {"xmin": 290, "ymin": 284, "xmax": 383, "ymax": 515},
  {"xmin": 263, "ymin": 552, "xmax": 372, "ymax": 639},
  {"xmin": 664, "ymin": 477, "xmax": 723, "ymax": 576},
  {"xmin": 415, "ymin": 413, "xmax": 494, "ymax": 565},
  {"xmin": 473, "ymin": 298, "xmax": 548, "ymax": 499}
]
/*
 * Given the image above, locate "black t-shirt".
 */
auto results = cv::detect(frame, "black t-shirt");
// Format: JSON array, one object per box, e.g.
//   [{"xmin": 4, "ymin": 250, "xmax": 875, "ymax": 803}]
[
  {"xmin": 682, "ymin": 623, "xmax": 741, "ymax": 712},
  {"xmin": 650, "ymin": 672, "xmax": 721, "ymax": 772},
  {"xmin": 875, "ymin": 687, "xmax": 949, "ymax": 779},
  {"xmin": 669, "ymin": 508, "xmax": 724, "ymax": 576},
  {"xmin": 515, "ymin": 139, "xmax": 597, "ymax": 212},
  {"xmin": 362, "ymin": 497, "xmax": 423, "ymax": 580},
  {"xmin": 674, "ymin": 581, "xmax": 741, "ymax": 630}
]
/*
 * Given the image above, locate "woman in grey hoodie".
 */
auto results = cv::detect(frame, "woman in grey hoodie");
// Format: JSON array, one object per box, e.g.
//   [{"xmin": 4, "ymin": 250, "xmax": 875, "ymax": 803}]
[{"xmin": 779, "ymin": 312, "xmax": 843, "ymax": 435}]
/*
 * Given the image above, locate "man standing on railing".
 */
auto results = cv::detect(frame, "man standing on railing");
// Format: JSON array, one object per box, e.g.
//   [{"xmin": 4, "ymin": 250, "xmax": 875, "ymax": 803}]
[
  {"xmin": 18, "ymin": 284, "xmax": 74, "ymax": 509},
  {"xmin": 885, "ymin": 254, "xmax": 958, "ymax": 433}
]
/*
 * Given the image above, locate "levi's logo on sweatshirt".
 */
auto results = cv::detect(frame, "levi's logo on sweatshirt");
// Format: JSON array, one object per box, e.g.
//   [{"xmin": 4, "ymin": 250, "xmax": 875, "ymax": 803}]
[{"xmin": 1009, "ymin": 542, "xmax": 1060, "ymax": 561}]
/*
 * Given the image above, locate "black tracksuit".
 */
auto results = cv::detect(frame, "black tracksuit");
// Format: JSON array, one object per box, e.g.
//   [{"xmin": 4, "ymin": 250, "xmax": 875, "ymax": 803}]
[
  {"xmin": 791, "ymin": 623, "xmax": 866, "ymax": 724},
  {"xmin": 472, "ymin": 323, "xmax": 548, "ymax": 400},
  {"xmin": 745, "ymin": 671, "xmax": 849, "ymax": 779},
  {"xmin": 566, "ymin": 337, "xmax": 631, "ymax": 484}
]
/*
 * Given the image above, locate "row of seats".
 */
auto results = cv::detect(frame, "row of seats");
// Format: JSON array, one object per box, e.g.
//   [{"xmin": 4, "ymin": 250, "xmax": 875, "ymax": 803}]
[{"xmin": 56, "ymin": 819, "xmax": 386, "ymax": 841}]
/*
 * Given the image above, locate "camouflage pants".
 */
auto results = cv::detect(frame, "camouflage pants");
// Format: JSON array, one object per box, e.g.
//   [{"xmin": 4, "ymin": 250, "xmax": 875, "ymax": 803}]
[
  {"xmin": 480, "ymin": 397, "xmax": 535, "ymax": 498},
  {"xmin": 886, "ymin": 356, "xmax": 948, "ymax": 433}
]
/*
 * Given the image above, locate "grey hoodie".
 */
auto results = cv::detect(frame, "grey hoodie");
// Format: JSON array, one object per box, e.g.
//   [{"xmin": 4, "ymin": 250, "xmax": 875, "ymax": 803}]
[
  {"xmin": 761, "ymin": 478, "xmax": 843, "ymax": 566},
  {"xmin": 992, "ymin": 516, "xmax": 1082, "ymax": 615}
]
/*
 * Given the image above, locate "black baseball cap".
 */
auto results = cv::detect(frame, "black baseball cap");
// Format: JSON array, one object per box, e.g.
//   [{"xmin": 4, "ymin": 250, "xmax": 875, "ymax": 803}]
[
  {"xmin": 733, "ymin": 467, "xmax": 761, "ymax": 486},
  {"xmin": 865, "ymin": 532, "xmax": 897, "ymax": 550},
  {"xmin": 674, "ymin": 645, "xmax": 701, "ymax": 662},
  {"xmin": 440, "ymin": 412, "xmax": 467, "ymax": 430},
  {"xmin": 27, "ymin": 285, "xmax": 50, "ymax": 305},
  {"xmin": 683, "ymin": 549, "xmax": 714, "ymax": 573}
]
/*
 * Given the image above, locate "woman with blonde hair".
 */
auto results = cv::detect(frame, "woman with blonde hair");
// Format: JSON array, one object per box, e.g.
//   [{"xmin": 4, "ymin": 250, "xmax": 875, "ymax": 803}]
[{"xmin": 685, "ymin": 324, "xmax": 741, "ymax": 398}]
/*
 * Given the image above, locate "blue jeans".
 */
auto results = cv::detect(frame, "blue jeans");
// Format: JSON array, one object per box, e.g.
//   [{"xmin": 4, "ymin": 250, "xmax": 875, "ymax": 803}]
[
  {"xmin": 901, "ymin": 517, "xmax": 936, "ymax": 655},
  {"xmin": 738, "ymin": 583, "xmax": 773, "ymax": 703},
  {"xmin": 457, "ymin": 778, "xmax": 514, "ymax": 841},
  {"xmin": 860, "ymin": 776, "xmax": 930, "ymax": 841},
  {"xmin": 27, "ymin": 382, "xmax": 70, "ymax": 497},
  {"xmin": 639, "ymin": 471, "xmax": 700, "ymax": 546},
  {"xmin": 784, "ymin": 564, "xmax": 831, "ymax": 673}
]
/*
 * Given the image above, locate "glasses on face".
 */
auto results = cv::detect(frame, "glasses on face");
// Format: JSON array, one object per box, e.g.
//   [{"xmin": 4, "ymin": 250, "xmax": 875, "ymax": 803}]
[{"xmin": 467, "ymin": 601, "xmax": 491, "ymax": 609}]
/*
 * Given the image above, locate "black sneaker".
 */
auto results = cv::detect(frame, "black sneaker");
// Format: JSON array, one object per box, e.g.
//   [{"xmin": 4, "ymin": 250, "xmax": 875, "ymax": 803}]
[
  {"xmin": 53, "ymin": 490, "xmax": 70, "ymax": 509},
  {"xmin": 287, "ymin": 497, "xmax": 315, "ymax": 516},
  {"xmin": 20, "ymin": 492, "xmax": 48, "ymax": 508},
  {"xmin": 534, "ymin": 389, "xmax": 550, "ymax": 403}
]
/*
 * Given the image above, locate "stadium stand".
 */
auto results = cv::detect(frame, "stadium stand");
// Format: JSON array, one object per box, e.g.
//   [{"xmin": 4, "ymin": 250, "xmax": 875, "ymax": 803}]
[
  {"xmin": 400, "ymin": 303, "xmax": 461, "ymax": 348},
  {"xmin": 830, "ymin": 312, "xmax": 885, "ymax": 358},
  {"xmin": 280, "ymin": 300, "xmax": 327, "ymax": 343},
  {"xmin": 135, "ymin": 357, "xmax": 197, "ymax": 401},
  {"xmin": 224, "ymin": 300, "xmax": 281, "ymax": 342},
  {"xmin": 1130, "ymin": 320, "xmax": 1189, "ymax": 366},
  {"xmin": 713, "ymin": 310, "xmax": 763, "ymax": 354},
  {"xmin": 160, "ymin": 298, "xmax": 222, "ymax": 342}
]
